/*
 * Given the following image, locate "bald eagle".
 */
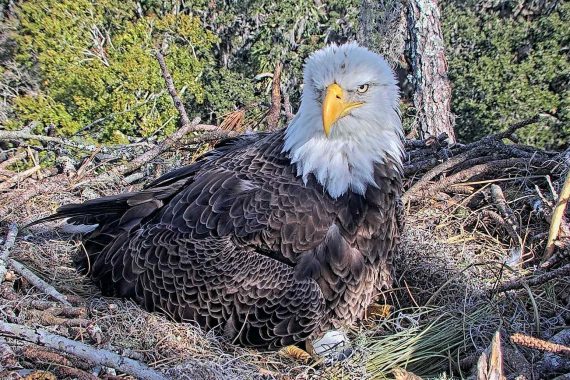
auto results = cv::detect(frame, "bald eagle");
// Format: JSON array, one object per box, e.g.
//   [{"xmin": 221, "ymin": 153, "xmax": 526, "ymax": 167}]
[{"xmin": 38, "ymin": 43, "xmax": 403, "ymax": 350}]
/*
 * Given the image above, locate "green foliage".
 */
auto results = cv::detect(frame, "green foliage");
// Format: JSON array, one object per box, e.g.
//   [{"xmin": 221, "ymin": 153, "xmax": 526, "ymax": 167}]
[
  {"xmin": 6, "ymin": 0, "xmax": 360, "ymax": 140},
  {"xmin": 442, "ymin": 2, "xmax": 570, "ymax": 149},
  {"xmin": 185, "ymin": 0, "xmax": 359, "ymax": 118},
  {"xmin": 12, "ymin": 0, "xmax": 217, "ymax": 142},
  {"xmin": 4, "ymin": 0, "xmax": 568, "ymax": 150}
]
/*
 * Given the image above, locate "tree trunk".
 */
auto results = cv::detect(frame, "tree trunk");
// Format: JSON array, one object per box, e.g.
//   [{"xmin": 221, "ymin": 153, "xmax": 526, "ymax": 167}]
[
  {"xmin": 358, "ymin": 0, "xmax": 456, "ymax": 143},
  {"xmin": 406, "ymin": 0, "xmax": 455, "ymax": 142}
]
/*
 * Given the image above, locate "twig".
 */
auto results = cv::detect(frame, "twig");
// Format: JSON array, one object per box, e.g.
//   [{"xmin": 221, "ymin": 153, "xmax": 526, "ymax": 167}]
[
  {"xmin": 403, "ymin": 145, "xmax": 488, "ymax": 203},
  {"xmin": 8, "ymin": 258, "xmax": 71, "ymax": 306},
  {"xmin": 510, "ymin": 333, "xmax": 570, "ymax": 358},
  {"xmin": 0, "ymin": 321, "xmax": 167, "ymax": 380},
  {"xmin": 492, "ymin": 114, "xmax": 541, "ymax": 140},
  {"xmin": 267, "ymin": 62, "xmax": 282, "ymax": 131},
  {"xmin": 490, "ymin": 184, "xmax": 522, "ymax": 248},
  {"xmin": 544, "ymin": 169, "xmax": 570, "ymax": 259},
  {"xmin": 155, "ymin": 49, "xmax": 191, "ymax": 129},
  {"xmin": 492, "ymin": 262, "xmax": 570, "ymax": 293},
  {"xmin": 0, "ymin": 165, "xmax": 41, "ymax": 190},
  {"xmin": 0, "ymin": 223, "xmax": 18, "ymax": 283},
  {"xmin": 406, "ymin": 157, "xmax": 556, "ymax": 203},
  {"xmin": 109, "ymin": 117, "xmax": 209, "ymax": 176},
  {"xmin": 0, "ymin": 130, "xmax": 108, "ymax": 154}
]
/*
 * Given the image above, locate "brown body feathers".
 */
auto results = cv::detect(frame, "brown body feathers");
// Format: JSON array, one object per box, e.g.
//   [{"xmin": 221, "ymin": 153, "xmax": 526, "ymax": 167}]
[{"xmin": 43, "ymin": 129, "xmax": 403, "ymax": 349}]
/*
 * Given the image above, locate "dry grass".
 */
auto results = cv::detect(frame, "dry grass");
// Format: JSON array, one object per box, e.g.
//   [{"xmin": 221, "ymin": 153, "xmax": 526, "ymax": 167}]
[{"xmin": 1, "ymin": 155, "xmax": 569, "ymax": 379}]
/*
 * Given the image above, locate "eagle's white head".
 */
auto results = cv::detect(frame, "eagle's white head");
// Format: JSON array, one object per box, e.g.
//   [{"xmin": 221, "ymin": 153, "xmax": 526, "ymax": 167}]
[{"xmin": 283, "ymin": 42, "xmax": 402, "ymax": 199}]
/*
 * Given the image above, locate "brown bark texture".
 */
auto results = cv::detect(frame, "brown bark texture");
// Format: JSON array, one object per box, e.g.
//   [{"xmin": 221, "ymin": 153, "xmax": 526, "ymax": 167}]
[{"xmin": 407, "ymin": 0, "xmax": 456, "ymax": 142}]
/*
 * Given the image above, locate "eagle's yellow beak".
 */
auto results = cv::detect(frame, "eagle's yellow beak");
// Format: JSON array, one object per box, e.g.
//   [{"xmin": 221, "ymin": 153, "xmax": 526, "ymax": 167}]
[{"xmin": 322, "ymin": 83, "xmax": 363, "ymax": 137}]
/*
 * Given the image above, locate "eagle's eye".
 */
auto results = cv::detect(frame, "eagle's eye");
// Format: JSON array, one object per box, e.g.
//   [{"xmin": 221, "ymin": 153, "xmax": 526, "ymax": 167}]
[{"xmin": 356, "ymin": 84, "xmax": 369, "ymax": 93}]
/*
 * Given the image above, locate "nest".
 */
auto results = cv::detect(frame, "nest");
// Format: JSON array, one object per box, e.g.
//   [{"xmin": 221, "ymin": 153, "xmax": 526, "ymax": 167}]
[{"xmin": 0, "ymin": 117, "xmax": 569, "ymax": 379}]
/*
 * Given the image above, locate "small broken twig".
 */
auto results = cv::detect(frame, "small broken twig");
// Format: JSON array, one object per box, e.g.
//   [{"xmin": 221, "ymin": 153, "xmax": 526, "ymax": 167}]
[
  {"xmin": 0, "ymin": 321, "xmax": 167, "ymax": 380},
  {"xmin": 510, "ymin": 333, "xmax": 570, "ymax": 358},
  {"xmin": 544, "ymin": 169, "xmax": 570, "ymax": 260},
  {"xmin": 0, "ymin": 223, "xmax": 18, "ymax": 283}
]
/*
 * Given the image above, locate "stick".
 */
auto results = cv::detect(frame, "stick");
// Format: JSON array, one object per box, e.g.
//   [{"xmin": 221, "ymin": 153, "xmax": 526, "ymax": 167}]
[
  {"xmin": 490, "ymin": 184, "xmax": 522, "ymax": 248},
  {"xmin": 544, "ymin": 169, "xmax": 570, "ymax": 259},
  {"xmin": 155, "ymin": 49, "xmax": 191, "ymax": 129},
  {"xmin": 492, "ymin": 114, "xmax": 541, "ymax": 140},
  {"xmin": 406, "ymin": 157, "xmax": 556, "ymax": 204},
  {"xmin": 110, "ymin": 117, "xmax": 209, "ymax": 176},
  {"xmin": 267, "ymin": 62, "xmax": 282, "ymax": 131},
  {"xmin": 0, "ymin": 223, "xmax": 18, "ymax": 283},
  {"xmin": 20, "ymin": 346, "xmax": 97, "ymax": 380},
  {"xmin": 403, "ymin": 146, "xmax": 488, "ymax": 203},
  {"xmin": 0, "ymin": 130, "xmax": 119, "ymax": 155},
  {"xmin": 492, "ymin": 262, "xmax": 570, "ymax": 293},
  {"xmin": 8, "ymin": 258, "xmax": 71, "ymax": 306},
  {"xmin": 0, "ymin": 165, "xmax": 41, "ymax": 190},
  {"xmin": 0, "ymin": 322, "xmax": 167, "ymax": 380},
  {"xmin": 510, "ymin": 333, "xmax": 570, "ymax": 358}
]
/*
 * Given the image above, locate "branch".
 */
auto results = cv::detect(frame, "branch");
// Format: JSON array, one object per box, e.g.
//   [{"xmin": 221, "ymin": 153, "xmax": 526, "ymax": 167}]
[
  {"xmin": 110, "ymin": 119, "xmax": 217, "ymax": 176},
  {"xmin": 406, "ymin": 157, "xmax": 556, "ymax": 204},
  {"xmin": 492, "ymin": 262, "xmax": 570, "ymax": 293},
  {"xmin": 544, "ymin": 169, "xmax": 570, "ymax": 259},
  {"xmin": 19, "ymin": 346, "xmax": 97, "ymax": 380},
  {"xmin": 492, "ymin": 114, "xmax": 542, "ymax": 141},
  {"xmin": 155, "ymin": 49, "xmax": 191, "ymax": 129},
  {"xmin": 0, "ymin": 130, "xmax": 103, "ymax": 153},
  {"xmin": 0, "ymin": 223, "xmax": 18, "ymax": 283},
  {"xmin": 0, "ymin": 322, "xmax": 167, "ymax": 380}
]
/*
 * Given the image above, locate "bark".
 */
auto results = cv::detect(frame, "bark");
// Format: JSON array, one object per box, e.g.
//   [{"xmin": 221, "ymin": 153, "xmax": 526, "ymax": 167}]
[
  {"xmin": 407, "ymin": 0, "xmax": 455, "ymax": 142},
  {"xmin": 358, "ymin": 0, "xmax": 456, "ymax": 142},
  {"xmin": 267, "ymin": 62, "xmax": 283, "ymax": 131}
]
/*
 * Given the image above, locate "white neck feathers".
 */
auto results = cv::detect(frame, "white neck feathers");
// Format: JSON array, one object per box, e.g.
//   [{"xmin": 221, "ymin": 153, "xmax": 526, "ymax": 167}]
[{"xmin": 283, "ymin": 106, "xmax": 402, "ymax": 199}]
